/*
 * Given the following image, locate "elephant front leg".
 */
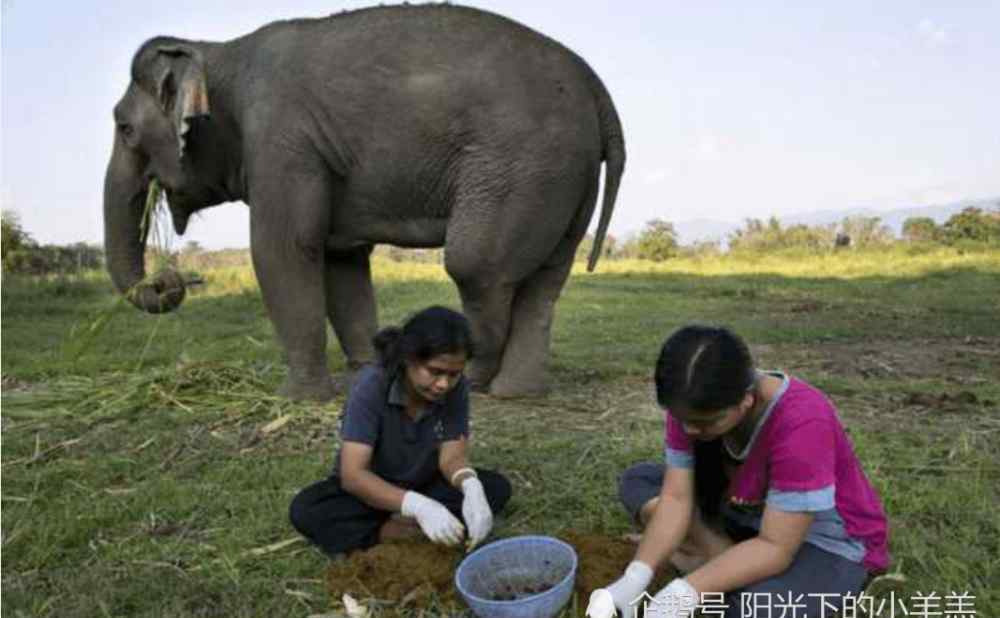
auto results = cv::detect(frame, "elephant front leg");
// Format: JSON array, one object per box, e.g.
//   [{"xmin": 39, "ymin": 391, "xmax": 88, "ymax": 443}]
[
  {"xmin": 249, "ymin": 185, "xmax": 336, "ymax": 402},
  {"xmin": 325, "ymin": 246, "xmax": 378, "ymax": 370}
]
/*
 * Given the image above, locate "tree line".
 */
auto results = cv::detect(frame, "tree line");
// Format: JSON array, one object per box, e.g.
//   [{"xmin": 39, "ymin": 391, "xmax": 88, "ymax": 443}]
[
  {"xmin": 3, "ymin": 205, "xmax": 998, "ymax": 275},
  {"xmin": 577, "ymin": 205, "xmax": 1000, "ymax": 262},
  {"xmin": 2, "ymin": 211, "xmax": 104, "ymax": 275}
]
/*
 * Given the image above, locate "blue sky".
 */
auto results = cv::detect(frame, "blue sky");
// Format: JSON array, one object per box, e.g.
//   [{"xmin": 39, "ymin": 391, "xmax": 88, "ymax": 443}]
[{"xmin": 2, "ymin": 1, "xmax": 998, "ymax": 249}]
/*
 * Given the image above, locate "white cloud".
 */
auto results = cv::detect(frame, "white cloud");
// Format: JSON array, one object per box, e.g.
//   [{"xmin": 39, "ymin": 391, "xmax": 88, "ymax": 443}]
[{"xmin": 916, "ymin": 18, "xmax": 951, "ymax": 47}]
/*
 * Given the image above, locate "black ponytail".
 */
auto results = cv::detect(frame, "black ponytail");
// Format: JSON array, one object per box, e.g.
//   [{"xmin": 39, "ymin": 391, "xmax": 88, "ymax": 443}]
[
  {"xmin": 373, "ymin": 326, "xmax": 404, "ymax": 370},
  {"xmin": 373, "ymin": 306, "xmax": 474, "ymax": 374}
]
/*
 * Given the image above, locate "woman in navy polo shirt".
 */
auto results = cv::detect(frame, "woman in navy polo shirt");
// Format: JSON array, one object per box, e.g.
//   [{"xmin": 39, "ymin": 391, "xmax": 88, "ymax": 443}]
[{"xmin": 290, "ymin": 306, "xmax": 512, "ymax": 556}]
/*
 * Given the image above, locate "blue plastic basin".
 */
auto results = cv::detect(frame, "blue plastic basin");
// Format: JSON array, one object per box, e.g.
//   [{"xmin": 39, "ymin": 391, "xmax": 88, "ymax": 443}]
[{"xmin": 455, "ymin": 535, "xmax": 578, "ymax": 618}]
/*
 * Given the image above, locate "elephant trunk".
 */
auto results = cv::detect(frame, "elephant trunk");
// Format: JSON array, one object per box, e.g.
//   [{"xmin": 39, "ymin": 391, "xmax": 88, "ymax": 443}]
[{"xmin": 103, "ymin": 137, "xmax": 186, "ymax": 314}]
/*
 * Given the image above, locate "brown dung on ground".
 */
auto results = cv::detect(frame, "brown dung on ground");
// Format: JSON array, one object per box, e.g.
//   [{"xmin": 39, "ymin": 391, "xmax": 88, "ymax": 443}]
[
  {"xmin": 560, "ymin": 532, "xmax": 677, "ymax": 600},
  {"xmin": 327, "ymin": 540, "xmax": 464, "ymax": 610},
  {"xmin": 326, "ymin": 534, "xmax": 678, "ymax": 613}
]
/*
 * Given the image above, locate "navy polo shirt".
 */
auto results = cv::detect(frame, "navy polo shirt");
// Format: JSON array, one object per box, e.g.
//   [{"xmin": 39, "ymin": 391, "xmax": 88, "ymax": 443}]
[{"xmin": 335, "ymin": 364, "xmax": 470, "ymax": 489}]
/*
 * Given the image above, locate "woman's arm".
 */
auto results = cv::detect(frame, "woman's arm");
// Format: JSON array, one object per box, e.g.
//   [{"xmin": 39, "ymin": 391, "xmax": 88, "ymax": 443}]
[
  {"xmin": 635, "ymin": 465, "xmax": 697, "ymax": 569},
  {"xmin": 685, "ymin": 507, "xmax": 814, "ymax": 594},
  {"xmin": 438, "ymin": 437, "xmax": 473, "ymax": 487},
  {"xmin": 339, "ymin": 441, "xmax": 408, "ymax": 511}
]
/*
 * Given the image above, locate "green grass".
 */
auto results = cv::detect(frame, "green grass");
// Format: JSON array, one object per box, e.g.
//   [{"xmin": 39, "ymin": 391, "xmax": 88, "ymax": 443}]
[{"xmin": 3, "ymin": 247, "xmax": 999, "ymax": 616}]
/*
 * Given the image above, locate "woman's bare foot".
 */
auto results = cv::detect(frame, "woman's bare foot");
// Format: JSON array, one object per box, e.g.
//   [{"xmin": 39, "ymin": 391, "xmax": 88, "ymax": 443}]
[{"xmin": 378, "ymin": 514, "xmax": 422, "ymax": 542}]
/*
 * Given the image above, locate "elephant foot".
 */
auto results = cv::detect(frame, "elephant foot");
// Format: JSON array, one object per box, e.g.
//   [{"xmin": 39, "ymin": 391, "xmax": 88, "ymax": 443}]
[
  {"xmin": 278, "ymin": 374, "xmax": 337, "ymax": 402},
  {"xmin": 488, "ymin": 374, "xmax": 551, "ymax": 399},
  {"xmin": 465, "ymin": 360, "xmax": 499, "ymax": 393}
]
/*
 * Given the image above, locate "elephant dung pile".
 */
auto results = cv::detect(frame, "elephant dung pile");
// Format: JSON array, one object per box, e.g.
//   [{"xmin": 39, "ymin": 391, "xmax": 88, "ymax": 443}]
[
  {"xmin": 326, "ymin": 533, "xmax": 677, "ymax": 612},
  {"xmin": 559, "ymin": 532, "xmax": 677, "ymax": 600},
  {"xmin": 327, "ymin": 540, "xmax": 463, "ymax": 610}
]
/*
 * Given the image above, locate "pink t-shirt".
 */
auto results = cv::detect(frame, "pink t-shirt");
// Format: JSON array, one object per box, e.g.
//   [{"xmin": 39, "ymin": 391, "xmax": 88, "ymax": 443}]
[{"xmin": 665, "ymin": 374, "xmax": 890, "ymax": 572}]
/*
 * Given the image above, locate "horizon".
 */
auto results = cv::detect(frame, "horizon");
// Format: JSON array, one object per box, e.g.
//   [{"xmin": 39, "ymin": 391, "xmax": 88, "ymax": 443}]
[{"xmin": 3, "ymin": 1, "xmax": 999, "ymax": 250}]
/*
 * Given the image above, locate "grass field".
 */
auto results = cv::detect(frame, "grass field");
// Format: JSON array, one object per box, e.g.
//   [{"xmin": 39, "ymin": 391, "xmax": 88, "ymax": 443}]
[{"xmin": 3, "ymin": 246, "xmax": 999, "ymax": 617}]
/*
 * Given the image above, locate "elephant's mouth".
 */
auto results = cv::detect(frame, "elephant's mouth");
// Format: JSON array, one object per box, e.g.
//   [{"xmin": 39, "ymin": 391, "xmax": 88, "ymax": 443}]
[{"xmin": 157, "ymin": 185, "xmax": 192, "ymax": 235}]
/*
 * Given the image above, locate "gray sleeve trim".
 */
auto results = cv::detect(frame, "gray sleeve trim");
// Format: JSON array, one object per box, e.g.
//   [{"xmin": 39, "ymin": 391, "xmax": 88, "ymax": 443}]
[
  {"xmin": 766, "ymin": 485, "xmax": 835, "ymax": 512},
  {"xmin": 665, "ymin": 448, "xmax": 694, "ymax": 469}
]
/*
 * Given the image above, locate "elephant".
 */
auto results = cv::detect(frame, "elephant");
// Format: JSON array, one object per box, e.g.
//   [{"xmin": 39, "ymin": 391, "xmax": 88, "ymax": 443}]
[{"xmin": 103, "ymin": 4, "xmax": 624, "ymax": 400}]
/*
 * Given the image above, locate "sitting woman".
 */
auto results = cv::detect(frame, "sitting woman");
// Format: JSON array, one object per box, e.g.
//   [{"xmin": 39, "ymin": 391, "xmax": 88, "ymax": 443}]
[
  {"xmin": 290, "ymin": 305, "xmax": 512, "ymax": 556},
  {"xmin": 588, "ymin": 325, "xmax": 889, "ymax": 618}
]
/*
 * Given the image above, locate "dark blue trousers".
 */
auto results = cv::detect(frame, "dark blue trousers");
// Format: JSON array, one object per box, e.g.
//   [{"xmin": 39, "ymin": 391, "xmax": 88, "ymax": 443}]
[{"xmin": 289, "ymin": 468, "xmax": 511, "ymax": 556}]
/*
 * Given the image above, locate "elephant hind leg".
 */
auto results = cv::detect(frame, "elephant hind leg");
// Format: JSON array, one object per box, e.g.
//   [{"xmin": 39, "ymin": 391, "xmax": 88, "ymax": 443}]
[
  {"xmin": 488, "ymin": 171, "xmax": 599, "ymax": 398},
  {"xmin": 453, "ymin": 279, "xmax": 516, "ymax": 391},
  {"xmin": 486, "ymin": 242, "xmax": 576, "ymax": 398},
  {"xmin": 445, "ymin": 159, "xmax": 595, "ymax": 395}
]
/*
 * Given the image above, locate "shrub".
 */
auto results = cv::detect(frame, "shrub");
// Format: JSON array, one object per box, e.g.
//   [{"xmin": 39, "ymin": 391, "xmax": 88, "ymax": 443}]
[{"xmin": 634, "ymin": 219, "xmax": 679, "ymax": 261}]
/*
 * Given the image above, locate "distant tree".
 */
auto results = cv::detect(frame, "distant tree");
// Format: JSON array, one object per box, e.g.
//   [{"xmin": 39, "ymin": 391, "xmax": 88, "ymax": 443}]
[
  {"xmin": 901, "ymin": 217, "xmax": 938, "ymax": 243},
  {"xmin": 940, "ymin": 207, "xmax": 1000, "ymax": 244},
  {"xmin": 681, "ymin": 239, "xmax": 723, "ymax": 259},
  {"xmin": 729, "ymin": 217, "xmax": 776, "ymax": 252},
  {"xmin": 2, "ymin": 210, "xmax": 35, "ymax": 257},
  {"xmin": 182, "ymin": 240, "xmax": 205, "ymax": 254},
  {"xmin": 2, "ymin": 210, "xmax": 39, "ymax": 272},
  {"xmin": 614, "ymin": 232, "xmax": 640, "ymax": 259},
  {"xmin": 784, "ymin": 223, "xmax": 835, "ymax": 250},
  {"xmin": 636, "ymin": 218, "xmax": 679, "ymax": 261},
  {"xmin": 838, "ymin": 216, "xmax": 893, "ymax": 248}
]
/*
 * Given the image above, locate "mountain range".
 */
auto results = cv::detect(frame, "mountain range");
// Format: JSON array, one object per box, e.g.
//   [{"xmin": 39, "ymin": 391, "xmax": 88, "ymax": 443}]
[{"xmin": 666, "ymin": 196, "xmax": 999, "ymax": 246}]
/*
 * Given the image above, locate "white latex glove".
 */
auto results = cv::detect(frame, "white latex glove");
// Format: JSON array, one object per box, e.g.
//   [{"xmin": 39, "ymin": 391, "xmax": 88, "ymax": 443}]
[
  {"xmin": 400, "ymin": 491, "xmax": 465, "ymax": 546},
  {"xmin": 461, "ymin": 476, "xmax": 493, "ymax": 550},
  {"xmin": 647, "ymin": 578, "xmax": 699, "ymax": 618},
  {"xmin": 585, "ymin": 560, "xmax": 653, "ymax": 617}
]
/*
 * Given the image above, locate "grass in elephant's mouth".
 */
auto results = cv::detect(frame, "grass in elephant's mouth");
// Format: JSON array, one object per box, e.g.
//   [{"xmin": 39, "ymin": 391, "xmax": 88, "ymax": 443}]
[{"xmin": 2, "ymin": 250, "xmax": 1000, "ymax": 616}]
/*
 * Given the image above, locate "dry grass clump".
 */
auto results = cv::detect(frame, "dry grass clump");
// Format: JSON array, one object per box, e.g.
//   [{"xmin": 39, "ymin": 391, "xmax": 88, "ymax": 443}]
[{"xmin": 1, "ymin": 361, "xmax": 290, "ymax": 422}]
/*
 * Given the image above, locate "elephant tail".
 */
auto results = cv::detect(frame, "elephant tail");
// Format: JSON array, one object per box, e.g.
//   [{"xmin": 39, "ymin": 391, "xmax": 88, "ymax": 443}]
[{"xmin": 587, "ymin": 71, "xmax": 625, "ymax": 272}]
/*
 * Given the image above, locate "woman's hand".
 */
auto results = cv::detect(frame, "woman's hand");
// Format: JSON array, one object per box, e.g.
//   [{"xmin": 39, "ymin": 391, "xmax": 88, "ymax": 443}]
[
  {"xmin": 400, "ymin": 491, "xmax": 465, "ymax": 546},
  {"xmin": 648, "ymin": 578, "xmax": 698, "ymax": 617},
  {"xmin": 460, "ymin": 476, "xmax": 493, "ymax": 550},
  {"xmin": 585, "ymin": 561, "xmax": 653, "ymax": 617}
]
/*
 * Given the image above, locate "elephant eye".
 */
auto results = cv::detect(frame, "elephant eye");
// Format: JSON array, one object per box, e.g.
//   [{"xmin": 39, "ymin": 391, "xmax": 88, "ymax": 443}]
[{"xmin": 118, "ymin": 123, "xmax": 135, "ymax": 138}]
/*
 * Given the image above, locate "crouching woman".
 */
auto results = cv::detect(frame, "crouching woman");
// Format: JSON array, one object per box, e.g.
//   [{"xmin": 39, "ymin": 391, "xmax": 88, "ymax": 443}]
[
  {"xmin": 290, "ymin": 306, "xmax": 512, "ymax": 556},
  {"xmin": 588, "ymin": 325, "xmax": 889, "ymax": 618}
]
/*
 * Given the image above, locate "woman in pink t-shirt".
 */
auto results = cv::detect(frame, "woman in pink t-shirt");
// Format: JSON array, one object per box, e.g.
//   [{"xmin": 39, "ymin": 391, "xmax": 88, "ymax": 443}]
[{"xmin": 587, "ymin": 325, "xmax": 889, "ymax": 618}]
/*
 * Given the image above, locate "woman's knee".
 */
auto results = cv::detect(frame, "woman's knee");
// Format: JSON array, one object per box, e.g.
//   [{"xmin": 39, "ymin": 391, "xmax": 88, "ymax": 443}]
[
  {"xmin": 618, "ymin": 462, "xmax": 665, "ymax": 520},
  {"xmin": 476, "ymin": 469, "xmax": 513, "ymax": 513},
  {"xmin": 288, "ymin": 487, "xmax": 324, "ymax": 536}
]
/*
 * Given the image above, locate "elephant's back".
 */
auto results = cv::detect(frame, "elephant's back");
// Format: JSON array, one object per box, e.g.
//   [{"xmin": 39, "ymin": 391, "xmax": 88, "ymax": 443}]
[
  {"xmin": 258, "ymin": 5, "xmax": 582, "ymax": 65},
  {"xmin": 244, "ymin": 4, "xmax": 600, "ymax": 113}
]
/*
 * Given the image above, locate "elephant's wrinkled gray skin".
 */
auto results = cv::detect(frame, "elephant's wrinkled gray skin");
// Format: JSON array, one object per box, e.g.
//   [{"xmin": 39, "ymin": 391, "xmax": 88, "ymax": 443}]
[{"xmin": 104, "ymin": 4, "xmax": 624, "ymax": 400}]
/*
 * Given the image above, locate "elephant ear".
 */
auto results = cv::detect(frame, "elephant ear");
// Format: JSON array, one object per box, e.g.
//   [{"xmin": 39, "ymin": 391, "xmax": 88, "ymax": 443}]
[{"xmin": 153, "ymin": 45, "xmax": 210, "ymax": 160}]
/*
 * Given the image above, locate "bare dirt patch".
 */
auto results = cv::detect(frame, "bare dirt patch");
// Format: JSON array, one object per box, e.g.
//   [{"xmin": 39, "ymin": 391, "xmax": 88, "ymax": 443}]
[{"xmin": 762, "ymin": 337, "xmax": 1000, "ymax": 383}]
